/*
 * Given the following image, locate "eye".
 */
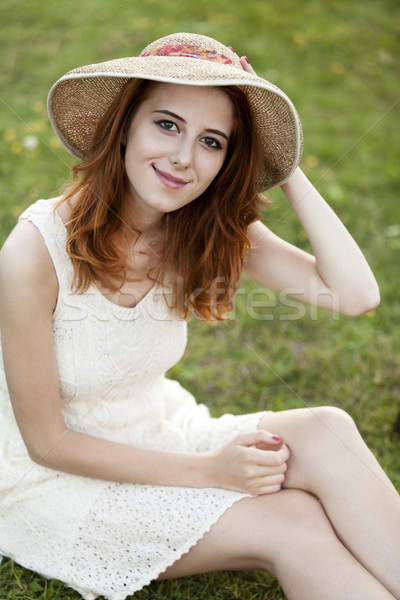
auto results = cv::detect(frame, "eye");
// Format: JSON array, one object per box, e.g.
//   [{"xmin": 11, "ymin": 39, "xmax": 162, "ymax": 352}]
[
  {"xmin": 155, "ymin": 119, "xmax": 179, "ymax": 132},
  {"xmin": 201, "ymin": 136, "xmax": 223, "ymax": 150}
]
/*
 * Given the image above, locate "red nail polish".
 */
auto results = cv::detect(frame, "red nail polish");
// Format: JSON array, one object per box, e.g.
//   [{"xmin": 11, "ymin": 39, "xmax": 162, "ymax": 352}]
[
  {"xmin": 272, "ymin": 435, "xmax": 281, "ymax": 442},
  {"xmin": 244, "ymin": 56, "xmax": 250, "ymax": 64}
]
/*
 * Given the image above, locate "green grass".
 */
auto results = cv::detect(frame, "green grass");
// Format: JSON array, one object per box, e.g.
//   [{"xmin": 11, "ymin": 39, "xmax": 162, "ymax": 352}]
[{"xmin": 1, "ymin": 0, "xmax": 399, "ymax": 598}]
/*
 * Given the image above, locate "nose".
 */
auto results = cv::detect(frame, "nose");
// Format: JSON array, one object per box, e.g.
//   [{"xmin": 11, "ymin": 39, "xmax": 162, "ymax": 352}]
[{"xmin": 168, "ymin": 137, "xmax": 194, "ymax": 169}]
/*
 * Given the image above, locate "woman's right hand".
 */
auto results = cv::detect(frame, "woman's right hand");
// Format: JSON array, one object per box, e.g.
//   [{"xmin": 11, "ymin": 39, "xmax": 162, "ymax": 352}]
[{"xmin": 208, "ymin": 430, "xmax": 290, "ymax": 495}]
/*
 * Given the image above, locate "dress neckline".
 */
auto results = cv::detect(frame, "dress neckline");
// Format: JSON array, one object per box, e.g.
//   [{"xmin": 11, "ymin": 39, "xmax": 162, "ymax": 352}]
[{"xmin": 52, "ymin": 202, "xmax": 159, "ymax": 314}]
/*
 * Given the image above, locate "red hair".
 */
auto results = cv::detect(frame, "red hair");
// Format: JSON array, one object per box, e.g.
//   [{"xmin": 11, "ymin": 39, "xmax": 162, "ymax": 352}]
[{"xmin": 58, "ymin": 79, "xmax": 265, "ymax": 321}]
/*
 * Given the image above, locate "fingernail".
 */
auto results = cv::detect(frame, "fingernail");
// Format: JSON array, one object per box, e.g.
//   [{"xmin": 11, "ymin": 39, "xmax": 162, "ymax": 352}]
[
  {"xmin": 243, "ymin": 56, "xmax": 250, "ymax": 64},
  {"xmin": 272, "ymin": 435, "xmax": 282, "ymax": 442}
]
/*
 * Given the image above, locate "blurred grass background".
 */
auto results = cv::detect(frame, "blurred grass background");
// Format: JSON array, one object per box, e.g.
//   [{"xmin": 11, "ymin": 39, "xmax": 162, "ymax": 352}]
[{"xmin": 0, "ymin": 0, "xmax": 399, "ymax": 598}]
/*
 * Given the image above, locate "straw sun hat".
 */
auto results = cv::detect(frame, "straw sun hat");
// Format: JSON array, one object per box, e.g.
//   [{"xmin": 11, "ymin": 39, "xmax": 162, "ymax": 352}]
[{"xmin": 48, "ymin": 32, "xmax": 303, "ymax": 191}]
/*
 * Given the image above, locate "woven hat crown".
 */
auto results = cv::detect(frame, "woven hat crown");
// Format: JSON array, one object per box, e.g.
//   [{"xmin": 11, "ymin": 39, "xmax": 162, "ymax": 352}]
[{"xmin": 48, "ymin": 33, "xmax": 303, "ymax": 190}]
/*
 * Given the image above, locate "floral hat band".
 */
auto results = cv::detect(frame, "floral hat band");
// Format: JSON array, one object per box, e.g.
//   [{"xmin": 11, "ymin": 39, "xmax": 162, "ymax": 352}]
[
  {"xmin": 47, "ymin": 32, "xmax": 303, "ymax": 191},
  {"xmin": 140, "ymin": 41, "xmax": 241, "ymax": 69}
]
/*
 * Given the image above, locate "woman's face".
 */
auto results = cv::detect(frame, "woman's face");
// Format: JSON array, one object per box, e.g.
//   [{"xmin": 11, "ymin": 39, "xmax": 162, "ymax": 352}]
[{"xmin": 123, "ymin": 83, "xmax": 234, "ymax": 221}]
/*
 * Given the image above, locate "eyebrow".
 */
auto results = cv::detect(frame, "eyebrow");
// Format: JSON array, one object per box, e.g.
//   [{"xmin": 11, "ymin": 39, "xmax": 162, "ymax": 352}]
[{"xmin": 152, "ymin": 110, "xmax": 230, "ymax": 142}]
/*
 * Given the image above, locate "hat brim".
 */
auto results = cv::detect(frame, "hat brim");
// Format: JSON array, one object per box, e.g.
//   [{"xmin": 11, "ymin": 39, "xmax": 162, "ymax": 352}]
[{"xmin": 48, "ymin": 56, "xmax": 303, "ymax": 191}]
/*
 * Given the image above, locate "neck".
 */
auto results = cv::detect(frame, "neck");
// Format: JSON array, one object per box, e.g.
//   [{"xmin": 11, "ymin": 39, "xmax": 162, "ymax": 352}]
[{"xmin": 122, "ymin": 196, "xmax": 165, "ymax": 235}]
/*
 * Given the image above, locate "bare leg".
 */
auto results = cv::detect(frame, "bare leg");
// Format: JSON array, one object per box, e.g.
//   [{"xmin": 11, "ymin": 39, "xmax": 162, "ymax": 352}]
[
  {"xmin": 258, "ymin": 407, "xmax": 400, "ymax": 597},
  {"xmin": 160, "ymin": 490, "xmax": 396, "ymax": 600}
]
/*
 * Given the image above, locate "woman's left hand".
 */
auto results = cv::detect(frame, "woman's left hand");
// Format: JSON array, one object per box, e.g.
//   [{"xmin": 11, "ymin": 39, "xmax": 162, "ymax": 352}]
[{"xmin": 239, "ymin": 55, "xmax": 257, "ymax": 75}]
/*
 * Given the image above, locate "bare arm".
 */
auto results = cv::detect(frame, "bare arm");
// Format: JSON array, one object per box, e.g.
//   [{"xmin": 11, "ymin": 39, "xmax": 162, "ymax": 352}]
[
  {"xmin": 244, "ymin": 169, "xmax": 380, "ymax": 316},
  {"xmin": 0, "ymin": 220, "xmax": 287, "ymax": 495},
  {"xmin": 240, "ymin": 57, "xmax": 379, "ymax": 317}
]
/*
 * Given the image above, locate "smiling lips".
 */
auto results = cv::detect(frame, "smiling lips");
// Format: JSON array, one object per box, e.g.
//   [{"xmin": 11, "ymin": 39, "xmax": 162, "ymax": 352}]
[{"xmin": 153, "ymin": 166, "xmax": 189, "ymax": 189}]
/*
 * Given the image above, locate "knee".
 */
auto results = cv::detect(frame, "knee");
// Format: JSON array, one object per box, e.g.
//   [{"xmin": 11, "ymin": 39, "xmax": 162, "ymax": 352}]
[
  {"xmin": 250, "ymin": 490, "xmax": 333, "ymax": 573},
  {"xmin": 306, "ymin": 406, "xmax": 359, "ymax": 446},
  {"xmin": 274, "ymin": 489, "xmax": 330, "ymax": 540},
  {"xmin": 315, "ymin": 405, "xmax": 355, "ymax": 427},
  {"xmin": 271, "ymin": 491, "xmax": 335, "ymax": 571}
]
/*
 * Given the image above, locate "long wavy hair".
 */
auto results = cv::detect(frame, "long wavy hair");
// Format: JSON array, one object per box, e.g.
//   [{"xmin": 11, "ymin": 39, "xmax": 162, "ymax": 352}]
[{"xmin": 58, "ymin": 78, "xmax": 265, "ymax": 321}]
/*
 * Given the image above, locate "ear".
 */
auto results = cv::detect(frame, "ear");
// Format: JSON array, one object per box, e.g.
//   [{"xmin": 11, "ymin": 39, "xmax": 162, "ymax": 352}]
[{"xmin": 121, "ymin": 131, "xmax": 127, "ymax": 146}]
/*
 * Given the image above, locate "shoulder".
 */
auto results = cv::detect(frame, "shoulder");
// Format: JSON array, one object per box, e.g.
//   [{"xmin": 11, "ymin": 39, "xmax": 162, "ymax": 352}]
[
  {"xmin": 0, "ymin": 218, "xmax": 59, "ymax": 313},
  {"xmin": 1, "ymin": 218, "xmax": 55, "ymax": 278}
]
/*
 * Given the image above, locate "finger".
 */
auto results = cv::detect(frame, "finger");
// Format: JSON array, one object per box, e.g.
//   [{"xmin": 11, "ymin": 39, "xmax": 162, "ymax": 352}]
[
  {"xmin": 257, "ymin": 484, "xmax": 283, "ymax": 495},
  {"xmin": 258, "ymin": 473, "xmax": 286, "ymax": 487},
  {"xmin": 235, "ymin": 430, "xmax": 283, "ymax": 448},
  {"xmin": 279, "ymin": 443, "xmax": 291, "ymax": 462},
  {"xmin": 252, "ymin": 444, "xmax": 290, "ymax": 467},
  {"xmin": 256, "ymin": 440, "xmax": 282, "ymax": 451},
  {"xmin": 252, "ymin": 464, "xmax": 287, "ymax": 479},
  {"xmin": 239, "ymin": 56, "xmax": 257, "ymax": 75},
  {"xmin": 271, "ymin": 443, "xmax": 290, "ymax": 464},
  {"xmin": 251, "ymin": 473, "xmax": 286, "ymax": 495}
]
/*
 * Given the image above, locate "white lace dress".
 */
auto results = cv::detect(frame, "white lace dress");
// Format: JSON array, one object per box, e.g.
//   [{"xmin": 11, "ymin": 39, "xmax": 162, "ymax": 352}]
[{"xmin": 0, "ymin": 198, "xmax": 265, "ymax": 600}]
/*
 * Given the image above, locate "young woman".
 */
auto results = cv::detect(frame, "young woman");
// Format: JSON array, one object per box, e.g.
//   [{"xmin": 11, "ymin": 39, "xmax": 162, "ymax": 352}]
[{"xmin": 0, "ymin": 33, "xmax": 399, "ymax": 600}]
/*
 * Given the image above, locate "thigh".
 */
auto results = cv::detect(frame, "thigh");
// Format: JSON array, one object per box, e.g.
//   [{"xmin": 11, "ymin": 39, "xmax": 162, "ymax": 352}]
[
  {"xmin": 158, "ymin": 488, "xmax": 328, "ymax": 580},
  {"xmin": 257, "ymin": 406, "xmax": 359, "ymax": 492}
]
